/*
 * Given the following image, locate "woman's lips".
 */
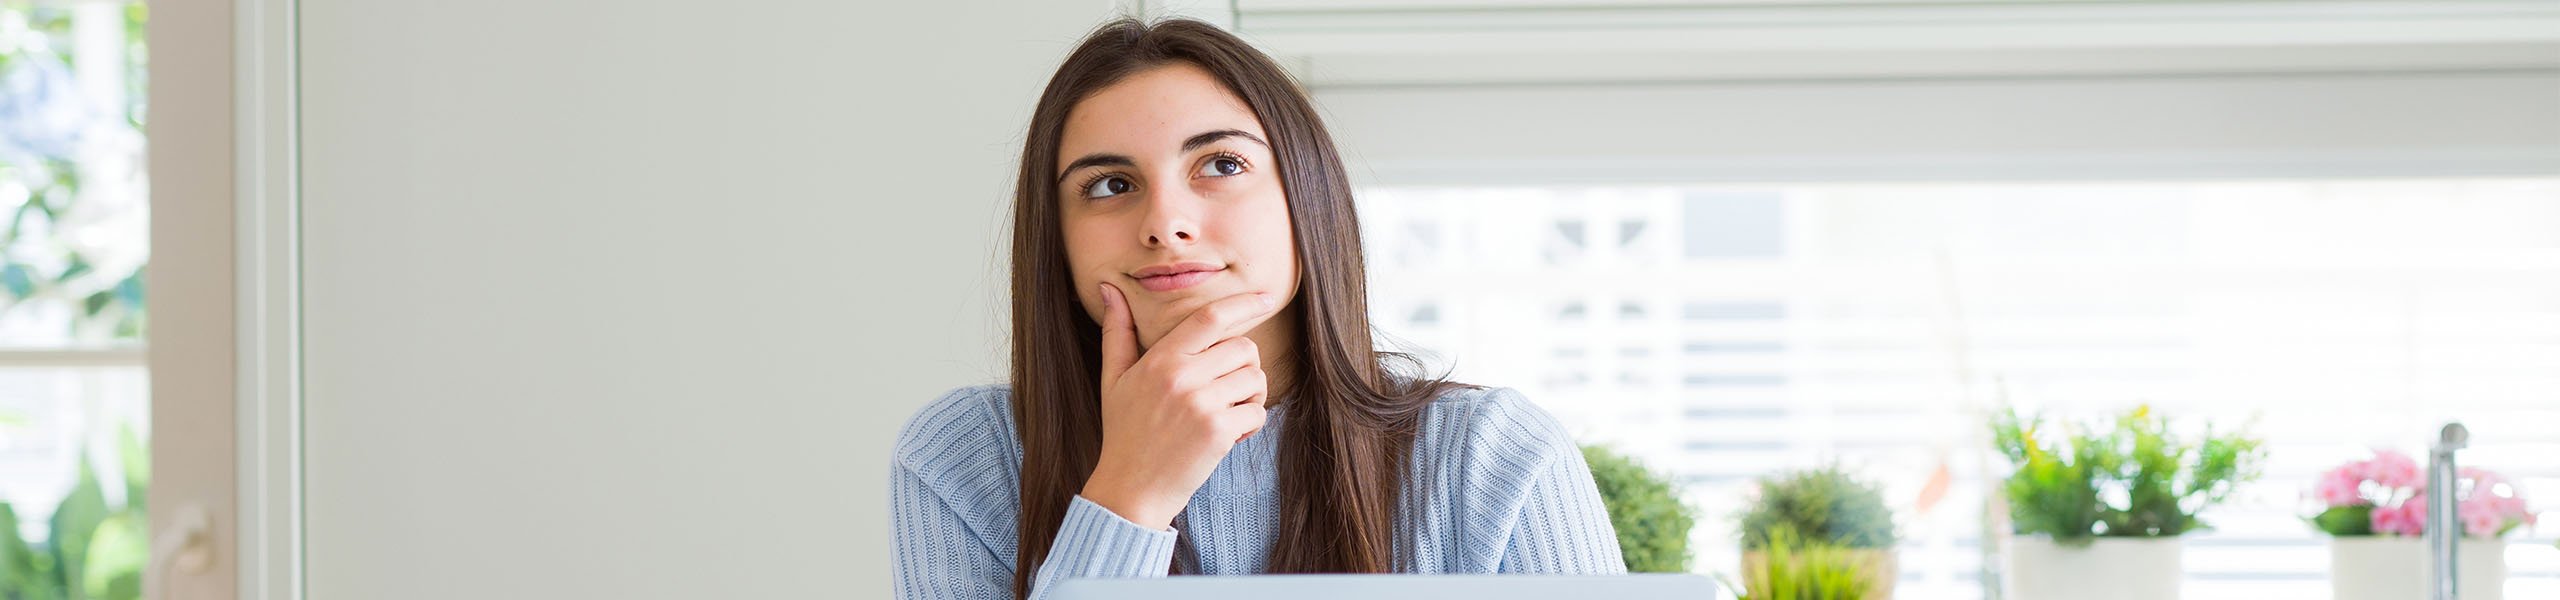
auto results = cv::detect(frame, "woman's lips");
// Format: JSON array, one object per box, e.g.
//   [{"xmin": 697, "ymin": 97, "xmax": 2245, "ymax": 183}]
[{"xmin": 1136, "ymin": 268, "xmax": 1222, "ymax": 292}]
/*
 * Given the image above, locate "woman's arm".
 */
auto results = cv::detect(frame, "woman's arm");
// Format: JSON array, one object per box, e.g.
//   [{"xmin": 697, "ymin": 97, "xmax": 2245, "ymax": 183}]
[
  {"xmin": 890, "ymin": 463, "xmax": 1015, "ymax": 599},
  {"xmin": 1452, "ymin": 388, "xmax": 1628, "ymax": 575},
  {"xmin": 890, "ymin": 464, "xmax": 1182, "ymax": 600},
  {"xmin": 1025, "ymin": 496, "xmax": 1182, "ymax": 593},
  {"xmin": 1494, "ymin": 441, "xmax": 1628, "ymax": 574},
  {"xmin": 890, "ymin": 384, "xmax": 1186, "ymax": 600}
]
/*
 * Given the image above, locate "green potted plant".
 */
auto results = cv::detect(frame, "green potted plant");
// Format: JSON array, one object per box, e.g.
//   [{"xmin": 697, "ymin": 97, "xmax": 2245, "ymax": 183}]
[
  {"xmin": 1719, "ymin": 526, "xmax": 1882, "ymax": 600},
  {"xmin": 1582, "ymin": 444, "xmax": 1696, "ymax": 573},
  {"xmin": 1735, "ymin": 464, "xmax": 1899, "ymax": 599},
  {"xmin": 1989, "ymin": 405, "xmax": 2264, "ymax": 600}
]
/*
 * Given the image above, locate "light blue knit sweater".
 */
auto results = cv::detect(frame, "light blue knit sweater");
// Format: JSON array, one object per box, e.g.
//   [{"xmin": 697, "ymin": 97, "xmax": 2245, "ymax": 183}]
[{"xmin": 888, "ymin": 383, "xmax": 1626, "ymax": 599}]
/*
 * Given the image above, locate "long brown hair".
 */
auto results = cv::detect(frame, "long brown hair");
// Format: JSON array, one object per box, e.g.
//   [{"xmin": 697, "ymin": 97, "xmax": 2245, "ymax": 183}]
[{"xmin": 1006, "ymin": 17, "xmax": 1464, "ymax": 598}]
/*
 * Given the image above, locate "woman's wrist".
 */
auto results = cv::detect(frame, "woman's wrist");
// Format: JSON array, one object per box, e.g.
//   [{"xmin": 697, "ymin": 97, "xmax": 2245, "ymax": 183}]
[{"xmin": 1080, "ymin": 467, "xmax": 1180, "ymax": 531}]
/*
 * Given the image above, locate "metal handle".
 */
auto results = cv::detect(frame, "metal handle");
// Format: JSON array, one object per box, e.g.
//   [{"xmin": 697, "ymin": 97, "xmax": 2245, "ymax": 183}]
[
  {"xmin": 2428, "ymin": 423, "xmax": 2469, "ymax": 600},
  {"xmin": 149, "ymin": 505, "xmax": 214, "ymax": 600}
]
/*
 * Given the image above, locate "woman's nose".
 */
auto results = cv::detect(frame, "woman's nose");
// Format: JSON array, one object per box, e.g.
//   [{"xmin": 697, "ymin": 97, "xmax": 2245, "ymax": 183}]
[
  {"xmin": 1138, "ymin": 189, "xmax": 1201, "ymax": 248},
  {"xmin": 1145, "ymin": 229, "xmax": 1194, "ymax": 247}
]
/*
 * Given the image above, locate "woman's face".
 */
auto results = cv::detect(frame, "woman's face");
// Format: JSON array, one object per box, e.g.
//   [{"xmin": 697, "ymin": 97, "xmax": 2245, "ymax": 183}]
[{"xmin": 1056, "ymin": 63, "xmax": 1299, "ymax": 352}]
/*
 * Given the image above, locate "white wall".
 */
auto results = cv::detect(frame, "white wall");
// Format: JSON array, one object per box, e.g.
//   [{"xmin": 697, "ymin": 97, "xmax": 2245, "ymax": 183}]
[{"xmin": 295, "ymin": 2, "xmax": 1108, "ymax": 598}]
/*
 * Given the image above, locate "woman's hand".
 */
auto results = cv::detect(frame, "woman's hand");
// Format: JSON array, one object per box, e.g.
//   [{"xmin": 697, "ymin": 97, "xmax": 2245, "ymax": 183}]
[{"xmin": 1078, "ymin": 283, "xmax": 1277, "ymax": 531}]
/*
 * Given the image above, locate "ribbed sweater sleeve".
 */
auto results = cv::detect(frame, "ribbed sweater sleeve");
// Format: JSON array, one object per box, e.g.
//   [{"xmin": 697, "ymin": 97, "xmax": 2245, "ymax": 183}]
[
  {"xmin": 1028, "ymin": 495, "xmax": 1180, "ymax": 590},
  {"xmin": 890, "ymin": 462, "xmax": 1012, "ymax": 600},
  {"xmin": 1457, "ymin": 388, "xmax": 1629, "ymax": 574},
  {"xmin": 890, "ymin": 386, "xmax": 1180, "ymax": 600}
]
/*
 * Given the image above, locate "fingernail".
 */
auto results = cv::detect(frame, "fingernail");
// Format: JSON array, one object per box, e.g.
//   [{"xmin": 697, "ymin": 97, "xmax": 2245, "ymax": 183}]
[
  {"xmin": 1098, "ymin": 283, "xmax": 1115, "ymax": 307},
  {"xmin": 1257, "ymin": 293, "xmax": 1275, "ymax": 310}
]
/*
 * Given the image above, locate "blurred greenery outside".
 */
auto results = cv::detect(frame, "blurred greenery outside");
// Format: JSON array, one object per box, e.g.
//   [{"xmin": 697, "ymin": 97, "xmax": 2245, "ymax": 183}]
[
  {"xmin": 1, "ymin": 2, "xmax": 149, "ymax": 345},
  {"xmin": 1, "ymin": 3, "xmax": 151, "ymax": 599}
]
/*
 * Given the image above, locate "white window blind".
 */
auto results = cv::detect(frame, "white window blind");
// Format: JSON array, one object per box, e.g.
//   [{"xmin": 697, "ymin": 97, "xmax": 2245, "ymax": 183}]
[{"xmin": 1360, "ymin": 179, "xmax": 2560, "ymax": 600}]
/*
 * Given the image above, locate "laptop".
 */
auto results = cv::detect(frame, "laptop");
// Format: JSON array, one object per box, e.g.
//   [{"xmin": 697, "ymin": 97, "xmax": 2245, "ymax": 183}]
[{"xmin": 1050, "ymin": 574, "xmax": 1719, "ymax": 600}]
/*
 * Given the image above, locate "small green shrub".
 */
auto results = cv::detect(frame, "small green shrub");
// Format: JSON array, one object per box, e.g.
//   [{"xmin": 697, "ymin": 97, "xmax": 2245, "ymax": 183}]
[
  {"xmin": 1583, "ymin": 444, "xmax": 1695, "ymax": 573},
  {"xmin": 1736, "ymin": 464, "xmax": 1897, "ymax": 550}
]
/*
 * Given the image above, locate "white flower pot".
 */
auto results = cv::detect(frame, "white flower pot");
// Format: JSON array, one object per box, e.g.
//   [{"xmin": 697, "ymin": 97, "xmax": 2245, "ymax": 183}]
[
  {"xmin": 2329, "ymin": 537, "xmax": 2507, "ymax": 600},
  {"xmin": 2004, "ymin": 536, "xmax": 2182, "ymax": 600}
]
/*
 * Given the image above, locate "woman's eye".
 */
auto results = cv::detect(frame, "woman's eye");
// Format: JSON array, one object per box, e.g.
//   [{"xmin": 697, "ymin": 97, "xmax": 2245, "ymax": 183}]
[
  {"xmin": 1084, "ymin": 175, "xmax": 1134, "ymax": 199},
  {"xmin": 1198, "ymin": 156, "xmax": 1246, "ymax": 178}
]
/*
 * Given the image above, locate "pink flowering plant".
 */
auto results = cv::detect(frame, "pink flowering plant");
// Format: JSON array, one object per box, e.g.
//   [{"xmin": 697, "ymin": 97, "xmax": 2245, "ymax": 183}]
[{"xmin": 2308, "ymin": 449, "xmax": 2538, "ymax": 538}]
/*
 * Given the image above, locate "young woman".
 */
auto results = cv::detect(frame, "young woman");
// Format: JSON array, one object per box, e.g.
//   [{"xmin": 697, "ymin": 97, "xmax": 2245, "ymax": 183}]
[{"xmin": 890, "ymin": 18, "xmax": 1625, "ymax": 600}]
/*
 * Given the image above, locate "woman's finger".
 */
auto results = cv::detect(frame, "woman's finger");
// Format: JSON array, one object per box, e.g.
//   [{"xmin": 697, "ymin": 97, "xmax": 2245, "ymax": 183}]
[
  {"xmin": 1096, "ymin": 283, "xmax": 1140, "ymax": 383},
  {"xmin": 1179, "ymin": 336, "xmax": 1261, "ymax": 387},
  {"xmin": 1153, "ymin": 292, "xmax": 1279, "ymax": 357},
  {"xmin": 1196, "ymin": 364, "xmax": 1267, "ymax": 410}
]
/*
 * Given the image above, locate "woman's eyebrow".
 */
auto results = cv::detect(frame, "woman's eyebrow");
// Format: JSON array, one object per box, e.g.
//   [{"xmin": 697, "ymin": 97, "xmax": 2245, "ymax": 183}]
[
  {"xmin": 1056, "ymin": 129, "xmax": 1270, "ymax": 184},
  {"xmin": 1056, "ymin": 154, "xmax": 1135, "ymax": 184},
  {"xmin": 1182, "ymin": 129, "xmax": 1268, "ymax": 153}
]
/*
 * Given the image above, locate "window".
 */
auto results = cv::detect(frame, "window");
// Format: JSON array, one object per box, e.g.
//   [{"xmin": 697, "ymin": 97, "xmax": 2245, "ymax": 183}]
[
  {"xmin": 0, "ymin": 3, "xmax": 150, "ymax": 589},
  {"xmin": 1362, "ymin": 179, "xmax": 2560, "ymax": 600}
]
